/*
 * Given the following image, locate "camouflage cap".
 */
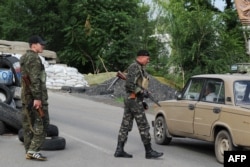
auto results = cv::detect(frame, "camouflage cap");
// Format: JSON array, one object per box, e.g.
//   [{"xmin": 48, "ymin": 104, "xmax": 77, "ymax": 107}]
[{"xmin": 28, "ymin": 35, "xmax": 47, "ymax": 45}]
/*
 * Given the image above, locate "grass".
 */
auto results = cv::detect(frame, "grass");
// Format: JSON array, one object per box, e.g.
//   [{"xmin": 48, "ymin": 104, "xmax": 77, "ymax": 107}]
[
  {"xmin": 84, "ymin": 72, "xmax": 116, "ymax": 86},
  {"xmin": 114, "ymin": 96, "xmax": 124, "ymax": 103}
]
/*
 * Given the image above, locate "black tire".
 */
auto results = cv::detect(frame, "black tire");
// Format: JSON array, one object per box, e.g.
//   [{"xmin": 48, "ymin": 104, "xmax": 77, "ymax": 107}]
[
  {"xmin": 47, "ymin": 124, "xmax": 59, "ymax": 137},
  {"xmin": 41, "ymin": 136, "xmax": 66, "ymax": 151},
  {"xmin": 18, "ymin": 131, "xmax": 66, "ymax": 151},
  {"xmin": 0, "ymin": 84, "xmax": 13, "ymax": 104},
  {"xmin": 18, "ymin": 128, "xmax": 24, "ymax": 142},
  {"xmin": 215, "ymin": 130, "xmax": 235, "ymax": 164},
  {"xmin": 0, "ymin": 56, "xmax": 21, "ymax": 86},
  {"xmin": 154, "ymin": 116, "xmax": 172, "ymax": 145},
  {"xmin": 14, "ymin": 99, "xmax": 22, "ymax": 108},
  {"xmin": 0, "ymin": 102, "xmax": 22, "ymax": 130},
  {"xmin": 0, "ymin": 121, "xmax": 5, "ymax": 135},
  {"xmin": 18, "ymin": 124, "xmax": 59, "ymax": 142}
]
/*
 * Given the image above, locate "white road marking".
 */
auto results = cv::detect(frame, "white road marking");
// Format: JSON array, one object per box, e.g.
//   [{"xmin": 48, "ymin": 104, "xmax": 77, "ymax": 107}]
[{"xmin": 60, "ymin": 132, "xmax": 113, "ymax": 155}]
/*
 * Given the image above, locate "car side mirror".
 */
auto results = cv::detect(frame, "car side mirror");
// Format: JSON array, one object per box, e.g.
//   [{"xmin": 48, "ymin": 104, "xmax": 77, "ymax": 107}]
[{"xmin": 175, "ymin": 91, "xmax": 182, "ymax": 100}]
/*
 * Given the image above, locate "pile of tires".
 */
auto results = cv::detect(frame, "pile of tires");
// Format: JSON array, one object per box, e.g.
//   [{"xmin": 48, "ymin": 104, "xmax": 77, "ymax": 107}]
[
  {"xmin": 0, "ymin": 54, "xmax": 66, "ymax": 150},
  {"xmin": 0, "ymin": 102, "xmax": 22, "ymax": 135},
  {"xmin": 0, "ymin": 54, "xmax": 22, "ymax": 134},
  {"xmin": 18, "ymin": 124, "xmax": 66, "ymax": 150}
]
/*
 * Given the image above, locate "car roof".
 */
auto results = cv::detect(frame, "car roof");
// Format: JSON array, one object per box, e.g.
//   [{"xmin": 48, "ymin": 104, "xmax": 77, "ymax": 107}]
[{"xmin": 191, "ymin": 74, "xmax": 250, "ymax": 82}]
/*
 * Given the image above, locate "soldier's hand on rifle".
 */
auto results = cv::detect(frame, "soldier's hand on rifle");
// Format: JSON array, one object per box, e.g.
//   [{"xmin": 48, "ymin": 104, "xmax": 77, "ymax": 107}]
[{"xmin": 143, "ymin": 90, "xmax": 150, "ymax": 98}]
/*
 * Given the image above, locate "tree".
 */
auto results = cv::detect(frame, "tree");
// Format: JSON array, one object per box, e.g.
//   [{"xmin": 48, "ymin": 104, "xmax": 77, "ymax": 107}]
[
  {"xmin": 153, "ymin": 0, "xmax": 246, "ymax": 86},
  {"xmin": 60, "ymin": 0, "xmax": 155, "ymax": 73},
  {"xmin": 0, "ymin": 0, "xmax": 157, "ymax": 74}
]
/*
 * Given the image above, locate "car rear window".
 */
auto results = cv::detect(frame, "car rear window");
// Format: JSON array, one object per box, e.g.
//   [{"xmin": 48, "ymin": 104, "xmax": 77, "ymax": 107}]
[{"xmin": 234, "ymin": 81, "xmax": 250, "ymax": 105}]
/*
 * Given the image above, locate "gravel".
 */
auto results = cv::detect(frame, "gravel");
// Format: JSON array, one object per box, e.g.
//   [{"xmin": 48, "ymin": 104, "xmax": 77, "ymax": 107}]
[{"xmin": 68, "ymin": 75, "xmax": 177, "ymax": 108}]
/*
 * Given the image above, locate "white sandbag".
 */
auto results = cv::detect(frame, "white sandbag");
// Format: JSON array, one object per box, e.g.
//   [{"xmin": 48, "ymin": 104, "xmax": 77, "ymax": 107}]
[
  {"xmin": 54, "ymin": 67, "xmax": 65, "ymax": 74},
  {"xmin": 66, "ymin": 67, "xmax": 78, "ymax": 73},
  {"xmin": 53, "ymin": 83, "xmax": 64, "ymax": 87},
  {"xmin": 54, "ymin": 79, "xmax": 65, "ymax": 84},
  {"xmin": 45, "ymin": 67, "xmax": 55, "ymax": 73}
]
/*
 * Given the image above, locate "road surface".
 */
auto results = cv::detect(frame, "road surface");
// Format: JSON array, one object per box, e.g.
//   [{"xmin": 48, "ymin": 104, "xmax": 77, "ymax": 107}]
[{"xmin": 0, "ymin": 91, "xmax": 223, "ymax": 167}]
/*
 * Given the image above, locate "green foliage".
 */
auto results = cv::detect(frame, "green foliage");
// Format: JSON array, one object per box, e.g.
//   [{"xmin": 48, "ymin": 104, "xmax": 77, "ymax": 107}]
[
  {"xmin": 0, "ymin": 0, "xmax": 248, "ymax": 88},
  {"xmin": 0, "ymin": 0, "xmax": 159, "ymax": 74},
  {"xmin": 59, "ymin": 0, "xmax": 156, "ymax": 73},
  {"xmin": 153, "ymin": 0, "xmax": 247, "ymax": 86}
]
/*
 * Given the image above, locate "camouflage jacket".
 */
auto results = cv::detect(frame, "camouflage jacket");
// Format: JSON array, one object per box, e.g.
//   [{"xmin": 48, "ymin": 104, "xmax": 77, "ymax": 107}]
[
  {"xmin": 125, "ymin": 61, "xmax": 149, "ymax": 95},
  {"xmin": 20, "ymin": 50, "xmax": 48, "ymax": 105}
]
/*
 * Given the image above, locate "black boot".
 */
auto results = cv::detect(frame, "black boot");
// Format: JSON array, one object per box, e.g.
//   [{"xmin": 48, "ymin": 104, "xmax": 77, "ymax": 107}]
[
  {"xmin": 144, "ymin": 143, "xmax": 163, "ymax": 159},
  {"xmin": 114, "ymin": 142, "xmax": 133, "ymax": 158}
]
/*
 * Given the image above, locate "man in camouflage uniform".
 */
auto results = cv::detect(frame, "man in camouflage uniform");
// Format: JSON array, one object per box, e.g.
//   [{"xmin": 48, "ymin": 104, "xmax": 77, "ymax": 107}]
[
  {"xmin": 20, "ymin": 35, "xmax": 50, "ymax": 161},
  {"xmin": 114, "ymin": 50, "xmax": 163, "ymax": 159}
]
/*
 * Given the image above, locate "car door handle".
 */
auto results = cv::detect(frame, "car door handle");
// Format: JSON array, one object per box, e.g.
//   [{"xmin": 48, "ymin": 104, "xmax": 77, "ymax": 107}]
[
  {"xmin": 213, "ymin": 107, "xmax": 221, "ymax": 114},
  {"xmin": 188, "ymin": 104, "xmax": 195, "ymax": 110}
]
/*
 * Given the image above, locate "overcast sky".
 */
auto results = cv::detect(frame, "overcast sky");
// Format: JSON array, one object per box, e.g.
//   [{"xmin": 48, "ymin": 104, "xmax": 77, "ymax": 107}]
[{"xmin": 214, "ymin": 0, "xmax": 225, "ymax": 11}]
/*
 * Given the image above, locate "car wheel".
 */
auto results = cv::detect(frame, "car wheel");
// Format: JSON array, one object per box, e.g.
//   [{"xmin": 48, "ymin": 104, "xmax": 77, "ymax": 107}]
[
  {"xmin": 154, "ymin": 116, "xmax": 172, "ymax": 145},
  {"xmin": 215, "ymin": 130, "xmax": 235, "ymax": 164},
  {"xmin": 0, "ymin": 84, "xmax": 13, "ymax": 104}
]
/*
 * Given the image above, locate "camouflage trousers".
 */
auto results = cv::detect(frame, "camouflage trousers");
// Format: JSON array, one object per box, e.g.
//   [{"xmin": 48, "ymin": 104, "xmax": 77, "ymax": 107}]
[
  {"xmin": 22, "ymin": 104, "xmax": 50, "ymax": 153},
  {"xmin": 117, "ymin": 97, "xmax": 151, "ymax": 145}
]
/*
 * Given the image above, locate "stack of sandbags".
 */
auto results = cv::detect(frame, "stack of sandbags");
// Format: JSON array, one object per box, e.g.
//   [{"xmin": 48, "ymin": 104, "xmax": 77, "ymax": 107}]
[
  {"xmin": 4, "ymin": 53, "xmax": 89, "ymax": 90},
  {"xmin": 45, "ymin": 64, "xmax": 89, "ymax": 90}
]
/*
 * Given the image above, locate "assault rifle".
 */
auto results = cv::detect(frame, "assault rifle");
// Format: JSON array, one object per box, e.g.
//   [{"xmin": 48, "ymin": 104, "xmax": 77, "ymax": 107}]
[
  {"xmin": 107, "ymin": 71, "xmax": 161, "ymax": 107},
  {"xmin": 107, "ymin": 71, "xmax": 126, "ymax": 91},
  {"xmin": 22, "ymin": 75, "xmax": 45, "ymax": 118},
  {"xmin": 27, "ymin": 100, "xmax": 45, "ymax": 118}
]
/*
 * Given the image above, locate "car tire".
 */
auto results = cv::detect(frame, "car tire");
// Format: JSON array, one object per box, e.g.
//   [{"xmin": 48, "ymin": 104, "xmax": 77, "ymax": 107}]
[
  {"xmin": 0, "ymin": 121, "xmax": 5, "ymax": 135},
  {"xmin": 154, "ymin": 116, "xmax": 172, "ymax": 145},
  {"xmin": 215, "ymin": 130, "xmax": 235, "ymax": 164},
  {"xmin": 0, "ymin": 102, "xmax": 22, "ymax": 131},
  {"xmin": 41, "ymin": 136, "xmax": 66, "ymax": 151},
  {"xmin": 18, "ymin": 124, "xmax": 59, "ymax": 142},
  {"xmin": 0, "ymin": 84, "xmax": 13, "ymax": 104}
]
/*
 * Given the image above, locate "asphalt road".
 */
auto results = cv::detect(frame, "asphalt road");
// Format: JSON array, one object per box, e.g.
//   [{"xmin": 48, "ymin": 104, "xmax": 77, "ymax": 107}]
[{"xmin": 0, "ymin": 91, "xmax": 223, "ymax": 167}]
